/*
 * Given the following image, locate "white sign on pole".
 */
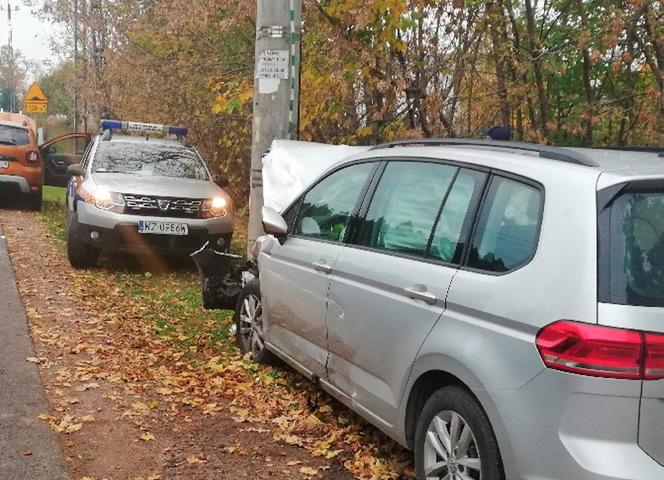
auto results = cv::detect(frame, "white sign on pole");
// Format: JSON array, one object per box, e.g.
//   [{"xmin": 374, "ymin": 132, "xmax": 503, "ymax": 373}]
[{"xmin": 256, "ymin": 50, "xmax": 290, "ymax": 80}]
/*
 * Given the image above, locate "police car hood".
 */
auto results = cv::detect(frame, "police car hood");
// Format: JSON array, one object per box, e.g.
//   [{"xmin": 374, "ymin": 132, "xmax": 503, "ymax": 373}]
[{"xmin": 91, "ymin": 173, "xmax": 223, "ymax": 199}]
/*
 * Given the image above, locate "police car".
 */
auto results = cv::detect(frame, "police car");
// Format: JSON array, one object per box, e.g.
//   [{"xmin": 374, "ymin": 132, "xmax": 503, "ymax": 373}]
[{"xmin": 65, "ymin": 120, "xmax": 233, "ymax": 268}]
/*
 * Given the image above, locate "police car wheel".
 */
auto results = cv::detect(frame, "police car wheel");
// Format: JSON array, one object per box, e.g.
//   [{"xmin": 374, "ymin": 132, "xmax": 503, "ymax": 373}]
[
  {"xmin": 67, "ymin": 213, "xmax": 99, "ymax": 268},
  {"xmin": 234, "ymin": 279, "xmax": 277, "ymax": 365}
]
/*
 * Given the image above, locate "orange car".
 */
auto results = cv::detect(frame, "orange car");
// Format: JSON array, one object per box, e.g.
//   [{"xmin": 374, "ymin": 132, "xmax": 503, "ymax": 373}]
[{"xmin": 0, "ymin": 112, "xmax": 43, "ymax": 210}]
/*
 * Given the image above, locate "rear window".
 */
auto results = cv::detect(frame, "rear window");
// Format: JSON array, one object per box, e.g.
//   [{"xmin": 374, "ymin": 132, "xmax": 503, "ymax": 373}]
[
  {"xmin": 604, "ymin": 189, "xmax": 664, "ymax": 307},
  {"xmin": 0, "ymin": 125, "xmax": 29, "ymax": 146}
]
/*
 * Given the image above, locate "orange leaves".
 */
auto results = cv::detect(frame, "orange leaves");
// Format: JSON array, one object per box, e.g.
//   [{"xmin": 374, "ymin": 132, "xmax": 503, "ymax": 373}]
[{"xmin": 38, "ymin": 413, "xmax": 84, "ymax": 434}]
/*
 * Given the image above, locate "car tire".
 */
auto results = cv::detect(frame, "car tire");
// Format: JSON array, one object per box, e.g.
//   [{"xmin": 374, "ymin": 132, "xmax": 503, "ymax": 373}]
[
  {"xmin": 414, "ymin": 386, "xmax": 504, "ymax": 480},
  {"xmin": 234, "ymin": 279, "xmax": 277, "ymax": 365},
  {"xmin": 67, "ymin": 213, "xmax": 99, "ymax": 268},
  {"xmin": 28, "ymin": 188, "xmax": 42, "ymax": 211}
]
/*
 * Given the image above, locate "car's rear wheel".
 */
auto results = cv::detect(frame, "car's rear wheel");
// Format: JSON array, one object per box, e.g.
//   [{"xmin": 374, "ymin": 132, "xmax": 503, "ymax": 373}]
[
  {"xmin": 67, "ymin": 213, "xmax": 99, "ymax": 268},
  {"xmin": 234, "ymin": 279, "xmax": 277, "ymax": 364},
  {"xmin": 27, "ymin": 188, "xmax": 42, "ymax": 211},
  {"xmin": 415, "ymin": 386, "xmax": 503, "ymax": 480}
]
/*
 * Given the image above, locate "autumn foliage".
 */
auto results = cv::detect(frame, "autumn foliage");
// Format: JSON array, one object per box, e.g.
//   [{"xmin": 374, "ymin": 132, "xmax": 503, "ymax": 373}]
[{"xmin": 36, "ymin": 0, "xmax": 664, "ymax": 205}]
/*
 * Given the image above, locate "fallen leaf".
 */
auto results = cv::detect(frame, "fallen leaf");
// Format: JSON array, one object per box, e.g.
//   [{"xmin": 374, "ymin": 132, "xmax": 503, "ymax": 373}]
[
  {"xmin": 299, "ymin": 466, "xmax": 319, "ymax": 476},
  {"xmin": 75, "ymin": 382, "xmax": 100, "ymax": 392}
]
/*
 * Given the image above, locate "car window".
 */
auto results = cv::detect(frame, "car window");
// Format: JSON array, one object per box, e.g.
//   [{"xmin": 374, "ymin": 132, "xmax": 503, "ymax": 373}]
[
  {"xmin": 294, "ymin": 162, "xmax": 374, "ymax": 242},
  {"xmin": 0, "ymin": 125, "xmax": 29, "ymax": 146},
  {"xmin": 429, "ymin": 169, "xmax": 485, "ymax": 264},
  {"xmin": 605, "ymin": 190, "xmax": 664, "ymax": 307},
  {"xmin": 92, "ymin": 141, "xmax": 209, "ymax": 180},
  {"xmin": 468, "ymin": 176, "xmax": 542, "ymax": 273},
  {"xmin": 356, "ymin": 161, "xmax": 457, "ymax": 256}
]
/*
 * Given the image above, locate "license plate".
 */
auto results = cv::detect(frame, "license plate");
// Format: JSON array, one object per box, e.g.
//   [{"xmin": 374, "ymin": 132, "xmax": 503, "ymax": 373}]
[
  {"xmin": 138, "ymin": 220, "xmax": 189, "ymax": 236},
  {"xmin": 0, "ymin": 160, "xmax": 8, "ymax": 169}
]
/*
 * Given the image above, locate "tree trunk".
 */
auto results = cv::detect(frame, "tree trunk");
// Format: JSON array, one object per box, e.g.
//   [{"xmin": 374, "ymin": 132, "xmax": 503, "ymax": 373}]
[
  {"xmin": 576, "ymin": 0, "xmax": 594, "ymax": 145},
  {"xmin": 524, "ymin": 0, "xmax": 549, "ymax": 138}
]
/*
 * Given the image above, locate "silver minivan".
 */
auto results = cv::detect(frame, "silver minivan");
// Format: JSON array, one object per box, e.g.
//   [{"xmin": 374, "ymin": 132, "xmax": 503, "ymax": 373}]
[{"xmin": 236, "ymin": 140, "xmax": 664, "ymax": 480}]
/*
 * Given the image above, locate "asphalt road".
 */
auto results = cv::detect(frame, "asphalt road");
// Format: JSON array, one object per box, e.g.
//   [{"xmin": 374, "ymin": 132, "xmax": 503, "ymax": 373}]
[{"xmin": 0, "ymin": 228, "xmax": 69, "ymax": 480}]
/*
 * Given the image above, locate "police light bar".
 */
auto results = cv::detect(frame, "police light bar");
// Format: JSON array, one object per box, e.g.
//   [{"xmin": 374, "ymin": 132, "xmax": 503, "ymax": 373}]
[{"xmin": 100, "ymin": 119, "xmax": 188, "ymax": 137}]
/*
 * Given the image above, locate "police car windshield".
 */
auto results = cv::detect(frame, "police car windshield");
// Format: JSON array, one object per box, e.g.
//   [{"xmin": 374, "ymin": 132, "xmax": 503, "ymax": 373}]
[
  {"xmin": 0, "ymin": 125, "xmax": 29, "ymax": 146},
  {"xmin": 92, "ymin": 141, "xmax": 209, "ymax": 180}
]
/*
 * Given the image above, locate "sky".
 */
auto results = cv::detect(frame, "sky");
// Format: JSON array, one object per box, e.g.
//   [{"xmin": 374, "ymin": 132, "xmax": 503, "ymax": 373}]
[{"xmin": 2, "ymin": 1, "xmax": 60, "ymax": 75}]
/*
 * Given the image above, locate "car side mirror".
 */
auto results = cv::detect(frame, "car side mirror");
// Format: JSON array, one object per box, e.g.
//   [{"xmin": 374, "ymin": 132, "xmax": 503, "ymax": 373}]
[
  {"xmin": 262, "ymin": 206, "xmax": 288, "ymax": 244},
  {"xmin": 67, "ymin": 163, "xmax": 84, "ymax": 177},
  {"xmin": 214, "ymin": 173, "xmax": 229, "ymax": 188}
]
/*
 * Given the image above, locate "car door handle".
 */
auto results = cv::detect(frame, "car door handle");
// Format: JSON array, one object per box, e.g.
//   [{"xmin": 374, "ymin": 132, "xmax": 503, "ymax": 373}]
[
  {"xmin": 312, "ymin": 261, "xmax": 332, "ymax": 274},
  {"xmin": 403, "ymin": 286, "xmax": 437, "ymax": 305}
]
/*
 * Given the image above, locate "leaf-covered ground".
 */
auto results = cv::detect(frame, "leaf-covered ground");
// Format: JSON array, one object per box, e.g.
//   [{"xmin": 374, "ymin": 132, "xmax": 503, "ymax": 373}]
[{"xmin": 0, "ymin": 187, "xmax": 413, "ymax": 480}]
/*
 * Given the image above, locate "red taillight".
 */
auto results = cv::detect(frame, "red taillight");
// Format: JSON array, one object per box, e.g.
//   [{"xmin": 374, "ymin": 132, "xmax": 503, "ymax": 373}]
[
  {"xmin": 26, "ymin": 150, "xmax": 39, "ymax": 163},
  {"xmin": 644, "ymin": 333, "xmax": 664, "ymax": 380},
  {"xmin": 536, "ymin": 321, "xmax": 664, "ymax": 380}
]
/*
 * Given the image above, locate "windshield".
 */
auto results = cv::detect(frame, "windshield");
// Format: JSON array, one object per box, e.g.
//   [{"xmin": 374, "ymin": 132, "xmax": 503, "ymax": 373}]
[
  {"xmin": 605, "ymin": 189, "xmax": 664, "ymax": 307},
  {"xmin": 92, "ymin": 141, "xmax": 209, "ymax": 180},
  {"xmin": 0, "ymin": 125, "xmax": 29, "ymax": 146}
]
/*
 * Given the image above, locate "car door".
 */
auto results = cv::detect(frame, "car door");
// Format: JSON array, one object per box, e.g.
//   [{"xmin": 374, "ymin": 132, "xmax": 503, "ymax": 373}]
[
  {"xmin": 324, "ymin": 160, "xmax": 488, "ymax": 426},
  {"xmin": 260, "ymin": 161, "xmax": 378, "ymax": 380},
  {"xmin": 40, "ymin": 132, "xmax": 92, "ymax": 187}
]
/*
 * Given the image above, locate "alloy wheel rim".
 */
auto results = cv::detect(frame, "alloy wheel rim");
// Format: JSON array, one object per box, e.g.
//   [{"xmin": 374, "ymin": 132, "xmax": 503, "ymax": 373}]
[
  {"xmin": 423, "ymin": 410, "xmax": 482, "ymax": 480},
  {"xmin": 238, "ymin": 293, "xmax": 265, "ymax": 357}
]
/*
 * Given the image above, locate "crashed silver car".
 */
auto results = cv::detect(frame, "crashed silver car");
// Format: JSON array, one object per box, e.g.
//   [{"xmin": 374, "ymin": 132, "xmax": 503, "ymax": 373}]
[{"xmin": 198, "ymin": 139, "xmax": 664, "ymax": 480}]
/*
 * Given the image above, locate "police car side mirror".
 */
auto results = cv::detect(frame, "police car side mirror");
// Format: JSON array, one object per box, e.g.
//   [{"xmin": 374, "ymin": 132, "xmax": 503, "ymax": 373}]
[
  {"xmin": 68, "ymin": 163, "xmax": 84, "ymax": 177},
  {"xmin": 214, "ymin": 173, "xmax": 229, "ymax": 188}
]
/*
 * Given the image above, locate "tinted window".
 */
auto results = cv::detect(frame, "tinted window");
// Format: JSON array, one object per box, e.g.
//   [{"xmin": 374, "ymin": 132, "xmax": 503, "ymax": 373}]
[
  {"xmin": 0, "ymin": 125, "xmax": 29, "ymax": 146},
  {"xmin": 357, "ymin": 162, "xmax": 457, "ymax": 256},
  {"xmin": 607, "ymin": 191, "xmax": 664, "ymax": 307},
  {"xmin": 468, "ymin": 176, "xmax": 542, "ymax": 272},
  {"xmin": 429, "ymin": 169, "xmax": 485, "ymax": 263},
  {"xmin": 92, "ymin": 141, "xmax": 209, "ymax": 180},
  {"xmin": 294, "ymin": 163, "xmax": 373, "ymax": 242}
]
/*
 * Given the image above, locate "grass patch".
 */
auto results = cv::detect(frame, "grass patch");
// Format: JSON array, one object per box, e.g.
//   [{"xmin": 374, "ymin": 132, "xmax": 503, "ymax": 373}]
[
  {"xmin": 38, "ymin": 184, "xmax": 239, "ymax": 360},
  {"xmin": 113, "ymin": 269, "xmax": 237, "ymax": 359},
  {"xmin": 42, "ymin": 186, "xmax": 68, "ymax": 241}
]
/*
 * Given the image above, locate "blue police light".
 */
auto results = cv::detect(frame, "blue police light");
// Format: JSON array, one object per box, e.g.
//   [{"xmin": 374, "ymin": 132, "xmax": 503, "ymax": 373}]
[
  {"xmin": 100, "ymin": 119, "xmax": 188, "ymax": 137},
  {"xmin": 169, "ymin": 126, "xmax": 189, "ymax": 136},
  {"xmin": 100, "ymin": 119, "xmax": 123, "ymax": 130}
]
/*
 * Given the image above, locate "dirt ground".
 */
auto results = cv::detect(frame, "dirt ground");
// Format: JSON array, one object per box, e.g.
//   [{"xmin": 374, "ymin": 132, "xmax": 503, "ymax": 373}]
[{"xmin": 0, "ymin": 208, "xmax": 367, "ymax": 480}]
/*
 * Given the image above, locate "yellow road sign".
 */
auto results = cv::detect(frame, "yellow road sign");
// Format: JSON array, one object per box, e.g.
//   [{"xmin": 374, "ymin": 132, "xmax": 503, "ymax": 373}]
[
  {"xmin": 24, "ymin": 103, "xmax": 47, "ymax": 114},
  {"xmin": 23, "ymin": 82, "xmax": 48, "ymax": 114}
]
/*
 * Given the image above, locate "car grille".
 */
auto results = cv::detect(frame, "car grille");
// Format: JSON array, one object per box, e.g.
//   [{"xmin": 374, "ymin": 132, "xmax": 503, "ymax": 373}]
[{"xmin": 123, "ymin": 194, "xmax": 203, "ymax": 218}]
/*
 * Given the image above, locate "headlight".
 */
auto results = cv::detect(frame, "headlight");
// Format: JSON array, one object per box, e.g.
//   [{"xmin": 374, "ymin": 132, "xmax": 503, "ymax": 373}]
[
  {"xmin": 79, "ymin": 182, "xmax": 125, "ymax": 212},
  {"xmin": 201, "ymin": 196, "xmax": 228, "ymax": 218},
  {"xmin": 94, "ymin": 188, "xmax": 125, "ymax": 212}
]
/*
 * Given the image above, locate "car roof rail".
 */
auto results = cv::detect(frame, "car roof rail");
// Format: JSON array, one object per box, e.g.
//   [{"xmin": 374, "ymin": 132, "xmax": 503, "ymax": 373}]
[
  {"xmin": 592, "ymin": 146, "xmax": 664, "ymax": 158},
  {"xmin": 370, "ymin": 139, "xmax": 599, "ymax": 167}
]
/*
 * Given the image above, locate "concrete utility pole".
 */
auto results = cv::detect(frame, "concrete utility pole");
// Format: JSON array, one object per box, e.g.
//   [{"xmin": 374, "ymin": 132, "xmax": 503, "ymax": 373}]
[{"xmin": 248, "ymin": 0, "xmax": 301, "ymax": 255}]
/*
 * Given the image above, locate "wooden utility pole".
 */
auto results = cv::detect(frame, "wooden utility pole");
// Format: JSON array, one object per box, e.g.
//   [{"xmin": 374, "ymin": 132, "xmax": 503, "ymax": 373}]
[{"xmin": 248, "ymin": 0, "xmax": 301, "ymax": 255}]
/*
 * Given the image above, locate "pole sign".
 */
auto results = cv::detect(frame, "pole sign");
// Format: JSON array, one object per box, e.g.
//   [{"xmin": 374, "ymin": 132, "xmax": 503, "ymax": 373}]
[{"xmin": 23, "ymin": 82, "xmax": 48, "ymax": 114}]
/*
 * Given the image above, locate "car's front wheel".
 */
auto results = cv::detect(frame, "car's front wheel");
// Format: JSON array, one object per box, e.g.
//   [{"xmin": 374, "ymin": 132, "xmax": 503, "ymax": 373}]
[
  {"xmin": 415, "ymin": 386, "xmax": 503, "ymax": 480},
  {"xmin": 66, "ymin": 213, "xmax": 99, "ymax": 268},
  {"xmin": 234, "ymin": 279, "xmax": 276, "ymax": 364}
]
